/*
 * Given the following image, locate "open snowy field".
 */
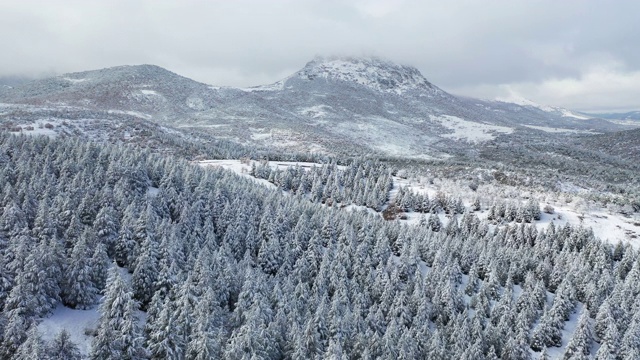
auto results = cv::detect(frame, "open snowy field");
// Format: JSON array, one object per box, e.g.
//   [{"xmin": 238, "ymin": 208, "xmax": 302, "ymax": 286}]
[{"xmin": 430, "ymin": 114, "xmax": 514, "ymax": 143}]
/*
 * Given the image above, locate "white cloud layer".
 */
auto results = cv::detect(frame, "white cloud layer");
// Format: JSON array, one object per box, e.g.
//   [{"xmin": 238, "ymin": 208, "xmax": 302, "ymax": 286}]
[
  {"xmin": 453, "ymin": 62, "xmax": 640, "ymax": 112},
  {"xmin": 0, "ymin": 0, "xmax": 638, "ymax": 111}
]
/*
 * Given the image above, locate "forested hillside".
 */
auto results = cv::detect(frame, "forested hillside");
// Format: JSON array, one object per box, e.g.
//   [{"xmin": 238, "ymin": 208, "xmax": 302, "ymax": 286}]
[{"xmin": 0, "ymin": 134, "xmax": 639, "ymax": 359}]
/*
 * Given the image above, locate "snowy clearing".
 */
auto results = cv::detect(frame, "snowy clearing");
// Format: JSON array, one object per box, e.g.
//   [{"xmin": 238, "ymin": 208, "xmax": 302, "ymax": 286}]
[
  {"xmin": 5, "ymin": 120, "xmax": 62, "ymax": 138},
  {"xmin": 250, "ymin": 132, "xmax": 272, "ymax": 140},
  {"xmin": 14, "ymin": 125, "xmax": 58, "ymax": 138},
  {"xmin": 38, "ymin": 304, "xmax": 100, "ymax": 356},
  {"xmin": 299, "ymin": 105, "xmax": 331, "ymax": 118},
  {"xmin": 63, "ymin": 77, "xmax": 87, "ymax": 83},
  {"xmin": 197, "ymin": 159, "xmax": 350, "ymax": 195},
  {"xmin": 535, "ymin": 205, "xmax": 640, "ymax": 247},
  {"xmin": 430, "ymin": 115, "xmax": 514, "ymax": 142},
  {"xmin": 197, "ymin": 160, "xmax": 275, "ymax": 189}
]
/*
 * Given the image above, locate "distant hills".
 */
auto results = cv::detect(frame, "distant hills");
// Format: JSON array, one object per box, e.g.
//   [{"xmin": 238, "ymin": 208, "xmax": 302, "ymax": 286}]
[{"xmin": 586, "ymin": 111, "xmax": 640, "ymax": 121}]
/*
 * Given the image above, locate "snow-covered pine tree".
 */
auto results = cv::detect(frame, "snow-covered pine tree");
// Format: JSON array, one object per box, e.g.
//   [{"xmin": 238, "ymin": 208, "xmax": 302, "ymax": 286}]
[
  {"xmin": 47, "ymin": 329, "xmax": 82, "ymax": 360},
  {"xmin": 562, "ymin": 309, "xmax": 593, "ymax": 359},
  {"xmin": 428, "ymin": 214, "xmax": 442, "ymax": 232},
  {"xmin": 62, "ymin": 231, "xmax": 98, "ymax": 309},
  {"xmin": 90, "ymin": 265, "xmax": 145, "ymax": 360},
  {"xmin": 13, "ymin": 326, "xmax": 46, "ymax": 360}
]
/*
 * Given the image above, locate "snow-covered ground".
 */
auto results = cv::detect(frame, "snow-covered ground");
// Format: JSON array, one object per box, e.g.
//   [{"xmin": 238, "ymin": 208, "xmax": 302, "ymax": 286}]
[
  {"xmin": 299, "ymin": 105, "xmax": 331, "ymax": 118},
  {"xmin": 19, "ymin": 126, "xmax": 58, "ymax": 137},
  {"xmin": 296, "ymin": 56, "xmax": 435, "ymax": 95},
  {"xmin": 496, "ymin": 95, "xmax": 556, "ymax": 112},
  {"xmin": 535, "ymin": 205, "xmax": 640, "ymax": 247},
  {"xmin": 197, "ymin": 159, "xmax": 347, "ymax": 190},
  {"xmin": 6, "ymin": 119, "xmax": 61, "ymax": 138},
  {"xmin": 140, "ymin": 89, "xmax": 160, "ymax": 96},
  {"xmin": 559, "ymin": 109, "xmax": 590, "ymax": 120},
  {"xmin": 250, "ymin": 131, "xmax": 272, "ymax": 140},
  {"xmin": 430, "ymin": 115, "xmax": 514, "ymax": 142},
  {"xmin": 38, "ymin": 266, "xmax": 145, "ymax": 357},
  {"xmin": 197, "ymin": 159, "xmax": 276, "ymax": 189},
  {"xmin": 38, "ymin": 304, "xmax": 100, "ymax": 356},
  {"xmin": 63, "ymin": 77, "xmax": 87, "ymax": 83}
]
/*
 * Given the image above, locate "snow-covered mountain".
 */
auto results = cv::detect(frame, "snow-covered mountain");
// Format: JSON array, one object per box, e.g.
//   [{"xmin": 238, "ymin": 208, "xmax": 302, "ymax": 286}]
[
  {"xmin": 0, "ymin": 56, "xmax": 632, "ymax": 157},
  {"xmin": 0, "ymin": 64, "xmax": 216, "ymax": 119},
  {"xmin": 201, "ymin": 56, "xmax": 630, "ymax": 156}
]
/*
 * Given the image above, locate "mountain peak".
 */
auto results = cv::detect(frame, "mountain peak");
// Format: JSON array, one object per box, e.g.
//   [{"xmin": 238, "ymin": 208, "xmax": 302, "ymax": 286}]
[{"xmin": 293, "ymin": 56, "xmax": 437, "ymax": 94}]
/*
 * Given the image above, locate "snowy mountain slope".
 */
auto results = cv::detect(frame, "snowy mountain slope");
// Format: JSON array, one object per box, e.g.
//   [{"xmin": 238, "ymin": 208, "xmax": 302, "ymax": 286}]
[
  {"xmin": 0, "ymin": 64, "xmax": 219, "ymax": 121},
  {"xmin": 0, "ymin": 57, "xmax": 633, "ymax": 158},
  {"xmin": 494, "ymin": 95, "xmax": 591, "ymax": 120}
]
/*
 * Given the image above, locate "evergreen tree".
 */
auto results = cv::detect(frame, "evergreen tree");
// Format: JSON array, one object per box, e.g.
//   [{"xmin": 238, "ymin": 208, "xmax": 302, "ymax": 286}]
[
  {"xmin": 186, "ymin": 289, "xmax": 223, "ymax": 360},
  {"xmin": 540, "ymin": 347, "xmax": 551, "ymax": 360},
  {"xmin": 501, "ymin": 327, "xmax": 532, "ymax": 360},
  {"xmin": 146, "ymin": 297, "xmax": 184, "ymax": 359},
  {"xmin": 14, "ymin": 326, "xmax": 46, "ymax": 360},
  {"xmin": 595, "ymin": 316, "xmax": 619, "ymax": 360},
  {"xmin": 530, "ymin": 306, "xmax": 563, "ymax": 350},
  {"xmin": 62, "ymin": 232, "xmax": 98, "ymax": 309},
  {"xmin": 47, "ymin": 329, "xmax": 82, "ymax": 360},
  {"xmin": 428, "ymin": 214, "xmax": 442, "ymax": 232},
  {"xmin": 90, "ymin": 242, "xmax": 110, "ymax": 293},
  {"xmin": 90, "ymin": 265, "xmax": 146, "ymax": 360},
  {"xmin": 621, "ymin": 311, "xmax": 640, "ymax": 358},
  {"xmin": 563, "ymin": 309, "xmax": 593, "ymax": 359},
  {"xmin": 94, "ymin": 204, "xmax": 120, "ymax": 255},
  {"xmin": 0, "ymin": 306, "xmax": 31, "ymax": 358},
  {"xmin": 131, "ymin": 235, "xmax": 160, "ymax": 309}
]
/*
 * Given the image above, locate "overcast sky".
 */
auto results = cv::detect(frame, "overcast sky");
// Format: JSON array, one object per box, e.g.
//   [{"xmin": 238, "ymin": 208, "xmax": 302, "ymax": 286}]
[{"xmin": 1, "ymin": 0, "xmax": 639, "ymax": 112}]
